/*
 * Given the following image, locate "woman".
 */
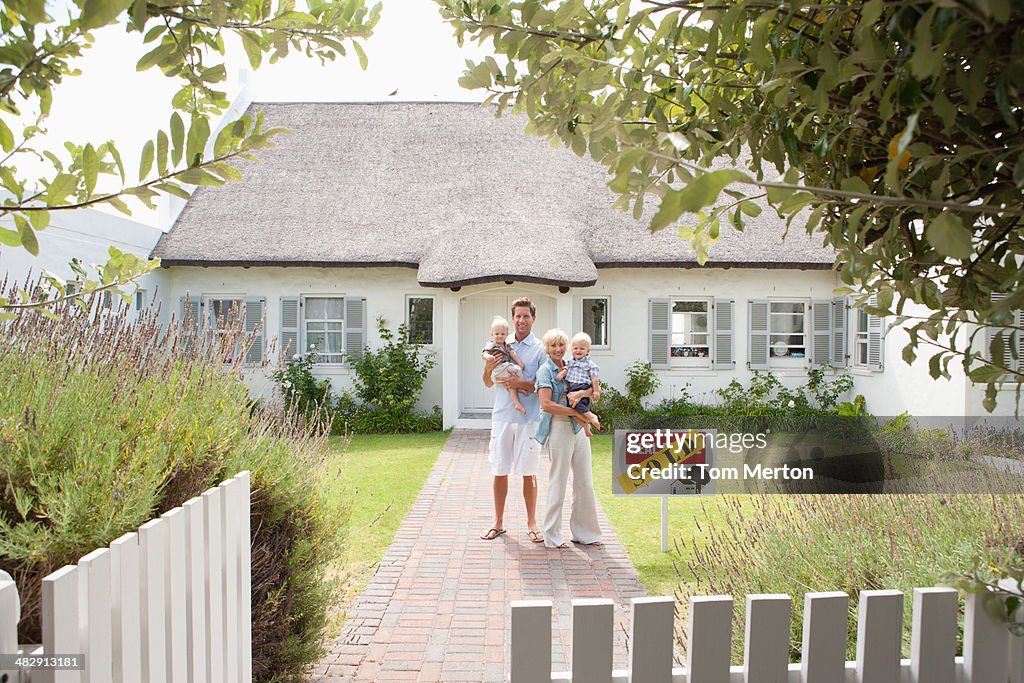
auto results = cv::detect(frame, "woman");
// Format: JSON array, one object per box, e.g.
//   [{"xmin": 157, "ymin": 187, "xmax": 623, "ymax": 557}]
[{"xmin": 534, "ymin": 328, "xmax": 602, "ymax": 548}]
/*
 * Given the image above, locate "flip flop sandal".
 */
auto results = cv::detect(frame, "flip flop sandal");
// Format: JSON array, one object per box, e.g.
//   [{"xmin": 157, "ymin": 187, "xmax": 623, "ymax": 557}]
[
  {"xmin": 528, "ymin": 530, "xmax": 544, "ymax": 543},
  {"xmin": 480, "ymin": 528, "xmax": 507, "ymax": 540}
]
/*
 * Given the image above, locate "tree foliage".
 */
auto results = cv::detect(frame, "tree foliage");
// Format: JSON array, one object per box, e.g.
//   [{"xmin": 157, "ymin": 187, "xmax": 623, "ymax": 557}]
[
  {"xmin": 0, "ymin": 0, "xmax": 380, "ymax": 315},
  {"xmin": 437, "ymin": 0, "xmax": 1024, "ymax": 409}
]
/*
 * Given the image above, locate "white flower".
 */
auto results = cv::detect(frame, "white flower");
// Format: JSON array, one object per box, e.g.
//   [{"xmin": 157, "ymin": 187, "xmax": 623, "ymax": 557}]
[
  {"xmin": 282, "ymin": 380, "xmax": 292, "ymax": 389},
  {"xmin": 292, "ymin": 354, "xmax": 301, "ymax": 360},
  {"xmin": 788, "ymin": 400, "xmax": 795, "ymax": 408}
]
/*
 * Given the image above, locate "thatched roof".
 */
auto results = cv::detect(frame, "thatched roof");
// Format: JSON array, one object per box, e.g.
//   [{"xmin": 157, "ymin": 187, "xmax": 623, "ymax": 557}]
[{"xmin": 153, "ymin": 103, "xmax": 835, "ymax": 286}]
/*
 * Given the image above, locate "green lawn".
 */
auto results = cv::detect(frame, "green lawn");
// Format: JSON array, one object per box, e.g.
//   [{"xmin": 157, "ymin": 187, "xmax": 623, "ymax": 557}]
[
  {"xmin": 590, "ymin": 434, "xmax": 742, "ymax": 598},
  {"xmin": 321, "ymin": 431, "xmax": 450, "ymax": 621}
]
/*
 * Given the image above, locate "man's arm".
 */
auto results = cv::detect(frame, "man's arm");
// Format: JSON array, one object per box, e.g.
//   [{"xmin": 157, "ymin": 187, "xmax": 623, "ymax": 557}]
[{"xmin": 502, "ymin": 376, "xmax": 535, "ymax": 393}]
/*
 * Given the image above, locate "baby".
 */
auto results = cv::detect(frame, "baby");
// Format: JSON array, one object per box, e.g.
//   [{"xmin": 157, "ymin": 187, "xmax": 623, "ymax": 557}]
[
  {"xmin": 557, "ymin": 331, "xmax": 602, "ymax": 436},
  {"xmin": 482, "ymin": 316, "xmax": 527, "ymax": 415}
]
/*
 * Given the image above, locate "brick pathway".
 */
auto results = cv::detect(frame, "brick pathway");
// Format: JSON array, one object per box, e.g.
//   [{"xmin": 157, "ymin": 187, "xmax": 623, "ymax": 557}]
[{"xmin": 311, "ymin": 429, "xmax": 648, "ymax": 682}]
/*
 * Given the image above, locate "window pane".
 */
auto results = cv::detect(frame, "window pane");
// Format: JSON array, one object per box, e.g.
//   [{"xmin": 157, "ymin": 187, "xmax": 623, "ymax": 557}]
[
  {"xmin": 673, "ymin": 301, "xmax": 707, "ymax": 314},
  {"xmin": 582, "ymin": 298, "xmax": 608, "ymax": 346},
  {"xmin": 408, "ymin": 297, "xmax": 434, "ymax": 344},
  {"xmin": 670, "ymin": 300, "xmax": 711, "ymax": 359},
  {"xmin": 770, "ymin": 302, "xmax": 804, "ymax": 315}
]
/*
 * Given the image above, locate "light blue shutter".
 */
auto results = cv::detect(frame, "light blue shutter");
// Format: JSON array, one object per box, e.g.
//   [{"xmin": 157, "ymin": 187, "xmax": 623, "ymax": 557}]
[
  {"xmin": 748, "ymin": 300, "xmax": 770, "ymax": 370},
  {"xmin": 179, "ymin": 295, "xmax": 202, "ymax": 355},
  {"xmin": 985, "ymin": 293, "xmax": 1019, "ymax": 376},
  {"xmin": 180, "ymin": 295, "xmax": 201, "ymax": 329},
  {"xmin": 713, "ymin": 299, "xmax": 734, "ymax": 369},
  {"xmin": 244, "ymin": 297, "xmax": 265, "ymax": 366},
  {"xmin": 831, "ymin": 297, "xmax": 848, "ymax": 369},
  {"xmin": 344, "ymin": 297, "xmax": 367, "ymax": 367},
  {"xmin": 811, "ymin": 300, "xmax": 832, "ymax": 368},
  {"xmin": 649, "ymin": 299, "xmax": 670, "ymax": 369},
  {"xmin": 866, "ymin": 295, "xmax": 884, "ymax": 371},
  {"xmin": 280, "ymin": 297, "xmax": 300, "ymax": 360}
]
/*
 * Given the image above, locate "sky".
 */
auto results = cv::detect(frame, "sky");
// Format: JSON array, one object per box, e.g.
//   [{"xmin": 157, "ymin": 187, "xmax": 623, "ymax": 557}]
[{"xmin": 27, "ymin": 0, "xmax": 494, "ymax": 224}]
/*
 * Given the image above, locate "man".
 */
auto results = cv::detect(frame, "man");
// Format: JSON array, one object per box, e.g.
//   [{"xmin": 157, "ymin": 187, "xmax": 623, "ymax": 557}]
[{"xmin": 479, "ymin": 297, "xmax": 547, "ymax": 543}]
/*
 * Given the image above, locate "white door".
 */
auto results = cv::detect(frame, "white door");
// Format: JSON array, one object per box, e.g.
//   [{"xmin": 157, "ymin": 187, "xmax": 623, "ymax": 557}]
[{"xmin": 460, "ymin": 292, "xmax": 556, "ymax": 415}]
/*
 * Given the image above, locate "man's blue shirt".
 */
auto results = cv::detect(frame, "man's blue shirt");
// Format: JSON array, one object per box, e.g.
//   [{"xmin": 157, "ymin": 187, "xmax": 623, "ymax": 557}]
[{"xmin": 491, "ymin": 332, "xmax": 545, "ymax": 423}]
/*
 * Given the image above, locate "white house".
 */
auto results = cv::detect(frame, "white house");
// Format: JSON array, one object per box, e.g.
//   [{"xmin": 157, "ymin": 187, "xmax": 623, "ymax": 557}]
[{"xmin": 117, "ymin": 102, "xmax": 1014, "ymax": 426}]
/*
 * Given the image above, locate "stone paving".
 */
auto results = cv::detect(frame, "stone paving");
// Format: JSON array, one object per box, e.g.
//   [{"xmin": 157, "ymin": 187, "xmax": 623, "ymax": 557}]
[{"xmin": 310, "ymin": 429, "xmax": 649, "ymax": 682}]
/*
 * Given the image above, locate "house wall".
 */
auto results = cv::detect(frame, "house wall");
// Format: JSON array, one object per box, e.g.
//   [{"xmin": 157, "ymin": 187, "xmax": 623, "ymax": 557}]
[
  {"xmin": 155, "ymin": 266, "xmax": 445, "ymax": 412},
  {"xmin": 156, "ymin": 264, "xmax": 989, "ymax": 426}
]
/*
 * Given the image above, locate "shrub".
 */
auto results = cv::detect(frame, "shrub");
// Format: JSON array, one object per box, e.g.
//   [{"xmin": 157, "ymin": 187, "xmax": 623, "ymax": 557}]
[
  {"xmin": 350, "ymin": 318, "xmax": 437, "ymax": 430},
  {"xmin": 271, "ymin": 351, "xmax": 332, "ymax": 424},
  {"xmin": 0, "ymin": 294, "xmax": 339, "ymax": 682},
  {"xmin": 624, "ymin": 360, "xmax": 660, "ymax": 405},
  {"xmin": 681, "ymin": 489, "xmax": 1024, "ymax": 664}
]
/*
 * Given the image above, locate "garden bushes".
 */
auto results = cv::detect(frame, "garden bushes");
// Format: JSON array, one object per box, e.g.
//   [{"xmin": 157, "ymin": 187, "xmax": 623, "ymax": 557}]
[
  {"xmin": 0, "ymin": 298, "xmax": 338, "ymax": 682},
  {"xmin": 276, "ymin": 317, "xmax": 441, "ymax": 434}
]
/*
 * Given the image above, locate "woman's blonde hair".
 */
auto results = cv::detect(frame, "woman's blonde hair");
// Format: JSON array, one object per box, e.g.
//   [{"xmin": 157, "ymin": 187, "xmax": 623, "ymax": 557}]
[
  {"xmin": 541, "ymin": 328, "xmax": 569, "ymax": 350},
  {"xmin": 491, "ymin": 316, "xmax": 510, "ymax": 332}
]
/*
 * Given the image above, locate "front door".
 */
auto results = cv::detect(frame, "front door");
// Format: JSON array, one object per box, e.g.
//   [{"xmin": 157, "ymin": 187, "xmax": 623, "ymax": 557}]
[{"xmin": 460, "ymin": 292, "xmax": 556, "ymax": 415}]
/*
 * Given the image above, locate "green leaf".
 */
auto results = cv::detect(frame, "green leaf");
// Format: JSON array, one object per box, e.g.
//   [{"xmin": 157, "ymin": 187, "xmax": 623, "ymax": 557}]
[
  {"xmin": 650, "ymin": 169, "xmax": 750, "ymax": 232},
  {"xmin": 185, "ymin": 116, "xmax": 210, "ymax": 167},
  {"xmin": 81, "ymin": 0, "xmax": 132, "ymax": 30},
  {"xmin": 170, "ymin": 113, "xmax": 184, "ymax": 166},
  {"xmin": 28, "ymin": 210, "xmax": 49, "ymax": 232},
  {"xmin": 353, "ymin": 41, "xmax": 369, "ymax": 71},
  {"xmin": 926, "ymin": 212, "xmax": 972, "ymax": 259},
  {"xmin": 739, "ymin": 201, "xmax": 762, "ymax": 217},
  {"xmin": 240, "ymin": 31, "xmax": 264, "ymax": 70},
  {"xmin": 82, "ymin": 143, "xmax": 99, "ymax": 195},
  {"xmin": 130, "ymin": 0, "xmax": 147, "ymax": 31},
  {"xmin": 45, "ymin": 173, "xmax": 77, "ymax": 206},
  {"xmin": 15, "ymin": 215, "xmax": 38, "ymax": 256},
  {"xmin": 139, "ymin": 140, "xmax": 154, "ymax": 181},
  {"xmin": 0, "ymin": 228, "xmax": 21, "ymax": 247},
  {"xmin": 0, "ymin": 119, "xmax": 14, "ymax": 153}
]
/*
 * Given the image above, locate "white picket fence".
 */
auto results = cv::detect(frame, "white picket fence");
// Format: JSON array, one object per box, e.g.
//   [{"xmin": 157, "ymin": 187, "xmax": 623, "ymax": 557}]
[
  {"xmin": 0, "ymin": 471, "xmax": 252, "ymax": 683},
  {"xmin": 512, "ymin": 587, "xmax": 1023, "ymax": 682}
]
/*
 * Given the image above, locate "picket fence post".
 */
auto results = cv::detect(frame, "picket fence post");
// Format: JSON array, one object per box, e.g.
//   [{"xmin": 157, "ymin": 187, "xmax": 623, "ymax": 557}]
[
  {"xmin": 0, "ymin": 472, "xmax": 252, "ymax": 683},
  {"xmin": 509, "ymin": 582, "xmax": 1021, "ymax": 683}
]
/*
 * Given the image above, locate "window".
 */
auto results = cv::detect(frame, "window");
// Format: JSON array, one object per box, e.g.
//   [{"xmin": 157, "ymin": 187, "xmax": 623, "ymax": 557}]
[
  {"xmin": 582, "ymin": 297, "xmax": 609, "ymax": 347},
  {"xmin": 769, "ymin": 301, "xmax": 807, "ymax": 360},
  {"xmin": 135, "ymin": 289, "xmax": 147, "ymax": 311},
  {"xmin": 208, "ymin": 297, "xmax": 245, "ymax": 363},
  {"xmin": 304, "ymin": 296, "xmax": 344, "ymax": 363},
  {"xmin": 671, "ymin": 299, "xmax": 711, "ymax": 366},
  {"xmin": 407, "ymin": 297, "xmax": 434, "ymax": 344},
  {"xmin": 854, "ymin": 308, "xmax": 870, "ymax": 367}
]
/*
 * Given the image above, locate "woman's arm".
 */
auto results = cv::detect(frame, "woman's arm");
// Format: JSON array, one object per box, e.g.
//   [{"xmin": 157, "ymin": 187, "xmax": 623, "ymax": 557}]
[
  {"xmin": 566, "ymin": 386, "xmax": 594, "ymax": 407},
  {"xmin": 539, "ymin": 386, "xmax": 586, "ymax": 418}
]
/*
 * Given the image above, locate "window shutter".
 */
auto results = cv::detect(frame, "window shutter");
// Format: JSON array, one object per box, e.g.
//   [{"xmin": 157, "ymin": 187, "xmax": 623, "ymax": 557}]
[
  {"xmin": 748, "ymin": 300, "xmax": 770, "ymax": 370},
  {"xmin": 649, "ymin": 299, "xmax": 670, "ymax": 370},
  {"xmin": 280, "ymin": 297, "xmax": 300, "ymax": 360},
  {"xmin": 985, "ymin": 293, "xmax": 1017, "ymax": 375},
  {"xmin": 179, "ymin": 295, "xmax": 202, "ymax": 355},
  {"xmin": 830, "ymin": 297, "xmax": 848, "ymax": 369},
  {"xmin": 572, "ymin": 294, "xmax": 582, "ymax": 337},
  {"xmin": 180, "ymin": 296, "xmax": 201, "ymax": 329},
  {"xmin": 866, "ymin": 295, "xmax": 884, "ymax": 371},
  {"xmin": 244, "ymin": 297, "xmax": 265, "ymax": 366},
  {"xmin": 344, "ymin": 297, "xmax": 367, "ymax": 367},
  {"xmin": 811, "ymin": 300, "xmax": 832, "ymax": 368},
  {"xmin": 713, "ymin": 298, "xmax": 734, "ymax": 369}
]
